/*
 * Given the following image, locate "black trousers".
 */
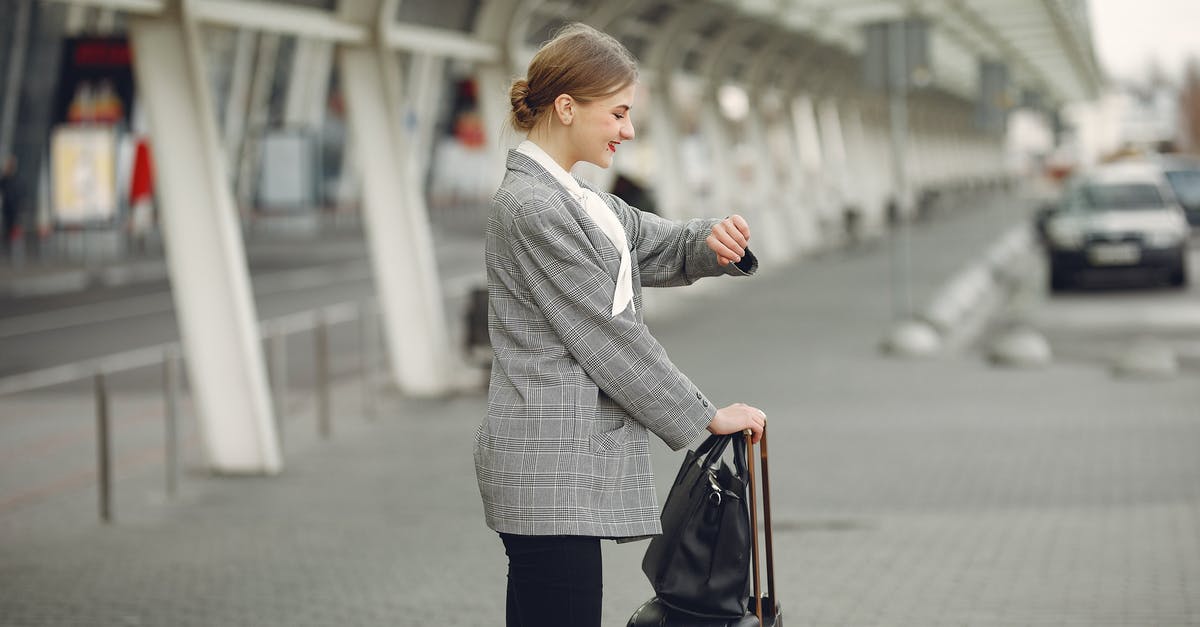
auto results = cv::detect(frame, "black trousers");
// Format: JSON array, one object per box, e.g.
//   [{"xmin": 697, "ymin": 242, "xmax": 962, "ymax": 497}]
[{"xmin": 500, "ymin": 533, "xmax": 603, "ymax": 627}]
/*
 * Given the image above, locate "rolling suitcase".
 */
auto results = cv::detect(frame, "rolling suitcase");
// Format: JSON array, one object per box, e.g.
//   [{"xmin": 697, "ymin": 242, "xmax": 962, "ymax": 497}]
[{"xmin": 628, "ymin": 427, "xmax": 782, "ymax": 627}]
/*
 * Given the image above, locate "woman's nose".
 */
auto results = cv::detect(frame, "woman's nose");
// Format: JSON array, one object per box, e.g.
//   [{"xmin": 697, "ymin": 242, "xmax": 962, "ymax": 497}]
[{"xmin": 622, "ymin": 120, "xmax": 635, "ymax": 141}]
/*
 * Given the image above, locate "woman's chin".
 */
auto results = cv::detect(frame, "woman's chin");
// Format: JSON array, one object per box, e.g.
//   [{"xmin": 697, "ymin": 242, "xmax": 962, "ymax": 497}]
[{"xmin": 584, "ymin": 155, "xmax": 614, "ymax": 169}]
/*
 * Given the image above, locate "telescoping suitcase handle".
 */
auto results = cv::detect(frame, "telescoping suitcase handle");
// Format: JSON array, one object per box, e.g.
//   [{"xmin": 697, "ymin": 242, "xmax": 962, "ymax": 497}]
[{"xmin": 745, "ymin": 426, "xmax": 779, "ymax": 624}]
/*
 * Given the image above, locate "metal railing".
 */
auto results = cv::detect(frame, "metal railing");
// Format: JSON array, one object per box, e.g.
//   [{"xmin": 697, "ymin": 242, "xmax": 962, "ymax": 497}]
[{"xmin": 0, "ymin": 298, "xmax": 384, "ymax": 523}]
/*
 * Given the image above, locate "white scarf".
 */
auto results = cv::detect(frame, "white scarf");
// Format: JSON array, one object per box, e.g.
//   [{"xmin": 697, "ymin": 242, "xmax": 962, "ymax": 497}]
[{"xmin": 516, "ymin": 140, "xmax": 635, "ymax": 317}]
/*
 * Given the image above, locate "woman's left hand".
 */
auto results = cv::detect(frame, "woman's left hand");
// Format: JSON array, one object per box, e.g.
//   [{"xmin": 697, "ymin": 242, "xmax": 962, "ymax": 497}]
[{"xmin": 707, "ymin": 215, "xmax": 751, "ymax": 266}]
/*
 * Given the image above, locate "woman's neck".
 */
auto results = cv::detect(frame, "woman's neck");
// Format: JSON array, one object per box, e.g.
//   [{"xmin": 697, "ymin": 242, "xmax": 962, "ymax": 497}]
[{"xmin": 526, "ymin": 127, "xmax": 576, "ymax": 173}]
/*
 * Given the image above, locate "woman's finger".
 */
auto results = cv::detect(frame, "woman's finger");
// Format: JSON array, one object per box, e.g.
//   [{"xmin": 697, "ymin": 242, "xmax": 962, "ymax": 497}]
[
  {"xmin": 706, "ymin": 234, "xmax": 741, "ymax": 261},
  {"xmin": 730, "ymin": 214, "xmax": 751, "ymax": 241},
  {"xmin": 720, "ymin": 218, "xmax": 749, "ymax": 248},
  {"xmin": 713, "ymin": 226, "xmax": 745, "ymax": 257},
  {"xmin": 715, "ymin": 219, "xmax": 748, "ymax": 250}
]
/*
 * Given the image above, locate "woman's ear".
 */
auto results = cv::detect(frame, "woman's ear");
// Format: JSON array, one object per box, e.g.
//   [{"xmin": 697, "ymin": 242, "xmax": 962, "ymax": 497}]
[{"xmin": 554, "ymin": 94, "xmax": 574, "ymax": 125}]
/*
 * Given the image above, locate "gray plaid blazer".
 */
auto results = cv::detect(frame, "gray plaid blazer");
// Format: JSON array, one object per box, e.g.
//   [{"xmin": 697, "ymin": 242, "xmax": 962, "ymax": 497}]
[{"xmin": 473, "ymin": 149, "xmax": 758, "ymax": 539}]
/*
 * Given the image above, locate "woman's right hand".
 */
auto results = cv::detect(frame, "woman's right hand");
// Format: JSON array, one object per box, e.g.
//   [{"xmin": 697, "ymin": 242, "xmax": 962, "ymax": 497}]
[{"xmin": 707, "ymin": 403, "xmax": 766, "ymax": 444}]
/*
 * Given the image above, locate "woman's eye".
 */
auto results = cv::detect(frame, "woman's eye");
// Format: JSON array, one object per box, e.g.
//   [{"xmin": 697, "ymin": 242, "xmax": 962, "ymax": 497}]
[{"xmin": 614, "ymin": 113, "xmax": 625, "ymax": 120}]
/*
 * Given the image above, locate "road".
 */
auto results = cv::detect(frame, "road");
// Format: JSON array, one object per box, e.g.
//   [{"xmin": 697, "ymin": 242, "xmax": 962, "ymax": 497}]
[{"xmin": 1007, "ymin": 234, "xmax": 1200, "ymax": 373}]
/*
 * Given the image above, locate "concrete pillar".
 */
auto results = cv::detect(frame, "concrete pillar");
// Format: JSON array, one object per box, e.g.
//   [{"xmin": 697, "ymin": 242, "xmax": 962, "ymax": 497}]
[
  {"xmin": 695, "ymin": 21, "xmax": 761, "ymax": 221},
  {"xmin": 640, "ymin": 7, "xmax": 712, "ymax": 221},
  {"xmin": 472, "ymin": 0, "xmax": 524, "ymax": 193},
  {"xmin": 338, "ymin": 0, "xmax": 454, "ymax": 396},
  {"xmin": 222, "ymin": 29, "xmax": 255, "ymax": 178},
  {"xmin": 790, "ymin": 93, "xmax": 824, "ymax": 249},
  {"xmin": 818, "ymin": 98, "xmax": 850, "ymax": 230},
  {"xmin": 235, "ymin": 32, "xmax": 280, "ymax": 211},
  {"xmin": 284, "ymin": 39, "xmax": 334, "ymax": 129},
  {"xmin": 744, "ymin": 37, "xmax": 802, "ymax": 262},
  {"xmin": 128, "ymin": 3, "xmax": 281, "ymax": 474},
  {"xmin": 841, "ymin": 101, "xmax": 869, "ymax": 227},
  {"xmin": 407, "ymin": 52, "xmax": 445, "ymax": 185}
]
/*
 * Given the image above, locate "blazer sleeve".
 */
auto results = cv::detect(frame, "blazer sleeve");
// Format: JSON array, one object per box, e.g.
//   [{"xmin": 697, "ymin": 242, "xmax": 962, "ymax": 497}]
[
  {"xmin": 508, "ymin": 204, "xmax": 716, "ymax": 451},
  {"xmin": 603, "ymin": 192, "xmax": 758, "ymax": 288}
]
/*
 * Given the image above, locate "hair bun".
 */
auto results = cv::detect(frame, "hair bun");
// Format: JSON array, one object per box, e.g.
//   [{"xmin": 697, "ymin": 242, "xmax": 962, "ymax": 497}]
[{"xmin": 509, "ymin": 78, "xmax": 538, "ymax": 132}]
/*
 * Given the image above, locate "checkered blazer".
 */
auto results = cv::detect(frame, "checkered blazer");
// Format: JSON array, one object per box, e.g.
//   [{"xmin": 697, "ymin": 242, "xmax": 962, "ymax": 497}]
[{"xmin": 473, "ymin": 150, "xmax": 758, "ymax": 538}]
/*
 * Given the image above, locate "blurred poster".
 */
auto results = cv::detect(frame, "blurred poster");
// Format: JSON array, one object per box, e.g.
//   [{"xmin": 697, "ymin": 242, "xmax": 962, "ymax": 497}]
[
  {"xmin": 51, "ymin": 126, "xmax": 118, "ymax": 224},
  {"xmin": 258, "ymin": 130, "xmax": 317, "ymax": 212}
]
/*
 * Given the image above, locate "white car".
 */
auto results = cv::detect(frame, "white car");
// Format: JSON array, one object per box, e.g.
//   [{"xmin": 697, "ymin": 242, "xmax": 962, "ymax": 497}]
[{"xmin": 1043, "ymin": 162, "xmax": 1190, "ymax": 290}]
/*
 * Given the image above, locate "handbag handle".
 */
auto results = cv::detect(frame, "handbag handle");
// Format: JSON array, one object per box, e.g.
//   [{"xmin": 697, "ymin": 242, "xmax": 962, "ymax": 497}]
[{"xmin": 695, "ymin": 434, "xmax": 748, "ymax": 482}]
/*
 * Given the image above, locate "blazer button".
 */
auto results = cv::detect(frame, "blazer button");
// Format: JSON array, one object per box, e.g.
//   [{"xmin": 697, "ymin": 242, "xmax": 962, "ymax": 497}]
[
  {"xmin": 702, "ymin": 400, "xmax": 709, "ymax": 408},
  {"xmin": 695, "ymin": 392, "xmax": 702, "ymax": 400}
]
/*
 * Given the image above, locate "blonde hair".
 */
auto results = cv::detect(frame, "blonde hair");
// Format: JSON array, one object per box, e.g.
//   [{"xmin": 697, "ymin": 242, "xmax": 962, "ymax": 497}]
[{"xmin": 509, "ymin": 23, "xmax": 638, "ymax": 132}]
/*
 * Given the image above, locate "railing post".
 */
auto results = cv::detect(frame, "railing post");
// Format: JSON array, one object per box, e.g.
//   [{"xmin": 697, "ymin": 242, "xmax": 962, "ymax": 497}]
[
  {"xmin": 94, "ymin": 372, "xmax": 113, "ymax": 523},
  {"xmin": 163, "ymin": 347, "xmax": 180, "ymax": 498},
  {"xmin": 360, "ymin": 300, "xmax": 376, "ymax": 419},
  {"xmin": 315, "ymin": 312, "xmax": 331, "ymax": 439},
  {"xmin": 268, "ymin": 327, "xmax": 288, "ymax": 446}
]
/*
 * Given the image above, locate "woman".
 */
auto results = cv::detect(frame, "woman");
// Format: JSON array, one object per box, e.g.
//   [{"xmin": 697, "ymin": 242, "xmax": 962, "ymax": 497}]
[{"xmin": 473, "ymin": 23, "xmax": 768, "ymax": 627}]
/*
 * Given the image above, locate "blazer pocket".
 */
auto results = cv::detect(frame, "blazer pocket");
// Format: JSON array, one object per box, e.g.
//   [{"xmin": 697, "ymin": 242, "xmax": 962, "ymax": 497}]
[{"xmin": 590, "ymin": 422, "xmax": 632, "ymax": 456}]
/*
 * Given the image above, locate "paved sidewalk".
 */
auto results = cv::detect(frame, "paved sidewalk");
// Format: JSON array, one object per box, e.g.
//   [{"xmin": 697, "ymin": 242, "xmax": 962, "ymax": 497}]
[{"xmin": 1, "ymin": 196, "xmax": 1198, "ymax": 626}]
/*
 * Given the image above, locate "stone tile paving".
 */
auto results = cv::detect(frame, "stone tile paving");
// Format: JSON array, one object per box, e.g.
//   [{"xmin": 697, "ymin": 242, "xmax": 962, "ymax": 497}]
[{"xmin": 2, "ymin": 197, "xmax": 1197, "ymax": 626}]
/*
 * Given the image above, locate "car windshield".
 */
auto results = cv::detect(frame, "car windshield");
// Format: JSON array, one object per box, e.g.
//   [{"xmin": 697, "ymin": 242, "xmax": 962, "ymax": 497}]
[
  {"xmin": 1165, "ymin": 169, "xmax": 1200, "ymax": 207},
  {"xmin": 1078, "ymin": 183, "xmax": 1164, "ymax": 211}
]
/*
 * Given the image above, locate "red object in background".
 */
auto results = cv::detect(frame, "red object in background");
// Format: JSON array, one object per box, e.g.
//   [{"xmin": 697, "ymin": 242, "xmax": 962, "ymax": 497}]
[{"xmin": 129, "ymin": 138, "xmax": 154, "ymax": 203}]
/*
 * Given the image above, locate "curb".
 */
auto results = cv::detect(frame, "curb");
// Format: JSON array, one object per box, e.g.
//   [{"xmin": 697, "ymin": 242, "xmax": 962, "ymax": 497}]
[{"xmin": 883, "ymin": 223, "xmax": 1038, "ymax": 357}]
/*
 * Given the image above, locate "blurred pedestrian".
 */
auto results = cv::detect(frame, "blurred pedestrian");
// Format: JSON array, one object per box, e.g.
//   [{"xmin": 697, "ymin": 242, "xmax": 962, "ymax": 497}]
[
  {"xmin": 472, "ymin": 23, "xmax": 768, "ymax": 627},
  {"xmin": 0, "ymin": 156, "xmax": 22, "ymax": 249}
]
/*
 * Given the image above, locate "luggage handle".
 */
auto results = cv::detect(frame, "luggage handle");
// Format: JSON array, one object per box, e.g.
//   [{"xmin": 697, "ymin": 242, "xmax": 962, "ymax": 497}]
[{"xmin": 745, "ymin": 426, "xmax": 777, "ymax": 622}]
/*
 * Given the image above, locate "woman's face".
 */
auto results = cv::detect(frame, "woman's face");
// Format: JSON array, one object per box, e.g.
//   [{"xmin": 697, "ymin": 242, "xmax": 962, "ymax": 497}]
[{"xmin": 567, "ymin": 83, "xmax": 636, "ymax": 169}]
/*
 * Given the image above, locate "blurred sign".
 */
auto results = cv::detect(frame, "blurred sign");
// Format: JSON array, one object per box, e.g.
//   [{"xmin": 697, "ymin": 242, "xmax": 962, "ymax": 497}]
[
  {"xmin": 54, "ymin": 37, "xmax": 135, "ymax": 126},
  {"xmin": 976, "ymin": 60, "xmax": 1011, "ymax": 134},
  {"xmin": 863, "ymin": 19, "xmax": 932, "ymax": 92},
  {"xmin": 258, "ymin": 129, "xmax": 318, "ymax": 212},
  {"xmin": 51, "ymin": 125, "xmax": 118, "ymax": 224}
]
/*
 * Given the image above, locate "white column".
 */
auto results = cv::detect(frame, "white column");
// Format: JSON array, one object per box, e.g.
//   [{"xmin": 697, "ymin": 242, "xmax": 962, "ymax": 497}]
[
  {"xmin": 472, "ymin": 0, "xmax": 523, "ymax": 193},
  {"xmin": 128, "ymin": 4, "xmax": 281, "ymax": 474},
  {"xmin": 841, "ymin": 101, "xmax": 869, "ymax": 228},
  {"xmin": 235, "ymin": 33, "xmax": 280, "ymax": 211},
  {"xmin": 222, "ymin": 29, "xmax": 255, "ymax": 176},
  {"xmin": 641, "ymin": 8, "xmax": 711, "ymax": 221},
  {"xmin": 695, "ymin": 23, "xmax": 761, "ymax": 221},
  {"xmin": 339, "ymin": 1, "xmax": 453, "ymax": 396},
  {"xmin": 790, "ymin": 93, "xmax": 824, "ymax": 250},
  {"xmin": 818, "ymin": 97, "xmax": 850, "ymax": 234},
  {"xmin": 407, "ymin": 52, "xmax": 445, "ymax": 185},
  {"xmin": 289, "ymin": 42, "xmax": 336, "ymax": 142}
]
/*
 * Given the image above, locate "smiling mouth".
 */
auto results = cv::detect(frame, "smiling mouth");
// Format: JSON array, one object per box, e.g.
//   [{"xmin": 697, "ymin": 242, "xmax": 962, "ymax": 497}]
[{"xmin": 608, "ymin": 142, "xmax": 618, "ymax": 153}]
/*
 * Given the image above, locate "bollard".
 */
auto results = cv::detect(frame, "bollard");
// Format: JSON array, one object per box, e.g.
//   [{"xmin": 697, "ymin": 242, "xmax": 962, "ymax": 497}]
[
  {"xmin": 268, "ymin": 328, "xmax": 288, "ymax": 446},
  {"xmin": 94, "ymin": 372, "xmax": 112, "ymax": 523},
  {"xmin": 163, "ymin": 348, "xmax": 180, "ymax": 498},
  {"xmin": 315, "ymin": 314, "xmax": 331, "ymax": 439}
]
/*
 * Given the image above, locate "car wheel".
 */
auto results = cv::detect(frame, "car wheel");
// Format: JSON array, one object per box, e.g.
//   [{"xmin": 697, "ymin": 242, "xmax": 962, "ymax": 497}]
[
  {"xmin": 1167, "ymin": 262, "xmax": 1189, "ymax": 288},
  {"xmin": 1048, "ymin": 259, "xmax": 1072, "ymax": 292}
]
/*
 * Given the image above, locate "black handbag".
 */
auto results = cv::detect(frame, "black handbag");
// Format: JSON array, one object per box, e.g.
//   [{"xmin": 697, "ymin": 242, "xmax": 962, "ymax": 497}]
[
  {"xmin": 631, "ymin": 430, "xmax": 782, "ymax": 627},
  {"xmin": 641, "ymin": 433, "xmax": 752, "ymax": 618}
]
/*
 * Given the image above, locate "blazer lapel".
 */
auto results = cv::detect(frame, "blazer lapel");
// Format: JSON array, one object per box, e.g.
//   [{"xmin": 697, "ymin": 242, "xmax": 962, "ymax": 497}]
[{"xmin": 506, "ymin": 150, "xmax": 622, "ymax": 271}]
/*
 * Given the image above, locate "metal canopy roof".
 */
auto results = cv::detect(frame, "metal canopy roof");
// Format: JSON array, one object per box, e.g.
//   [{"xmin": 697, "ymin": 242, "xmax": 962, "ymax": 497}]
[
  {"xmin": 518, "ymin": 0, "xmax": 1102, "ymax": 107},
  {"xmin": 50, "ymin": 0, "xmax": 1104, "ymax": 107},
  {"xmin": 729, "ymin": 0, "xmax": 1104, "ymax": 105}
]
